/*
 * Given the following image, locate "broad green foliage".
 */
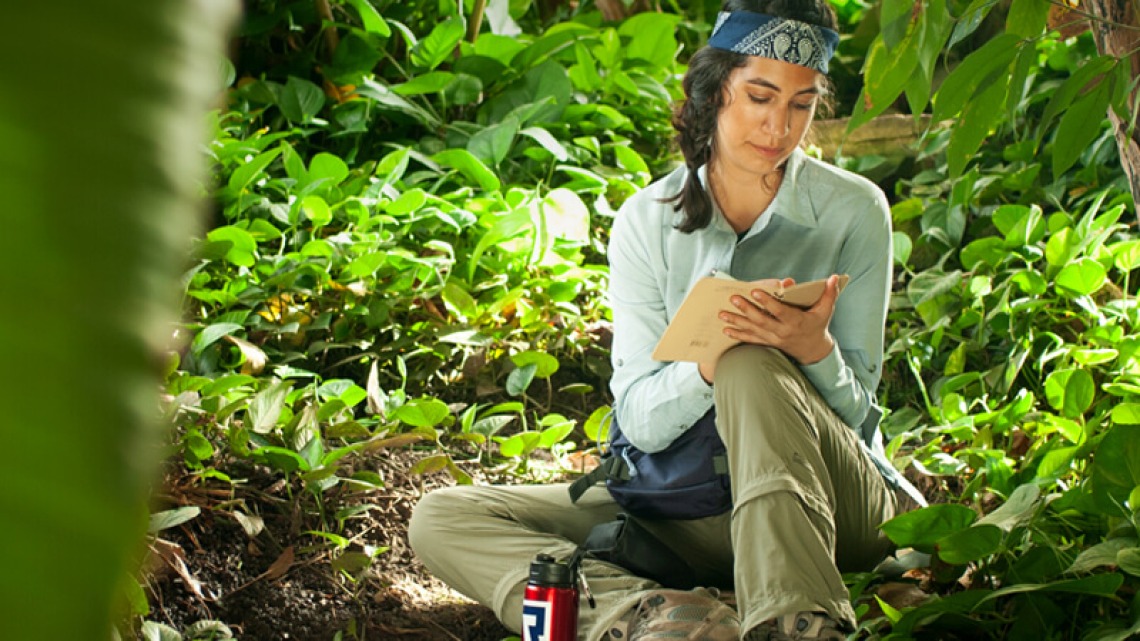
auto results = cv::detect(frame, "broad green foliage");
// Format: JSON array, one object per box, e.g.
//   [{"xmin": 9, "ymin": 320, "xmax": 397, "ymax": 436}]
[
  {"xmin": 854, "ymin": 0, "xmax": 1136, "ymax": 183},
  {"xmin": 844, "ymin": 2, "xmax": 1139, "ymax": 633},
  {"xmin": 0, "ymin": 2, "xmax": 236, "ymax": 640},
  {"xmin": 146, "ymin": 0, "xmax": 1140, "ymax": 639}
]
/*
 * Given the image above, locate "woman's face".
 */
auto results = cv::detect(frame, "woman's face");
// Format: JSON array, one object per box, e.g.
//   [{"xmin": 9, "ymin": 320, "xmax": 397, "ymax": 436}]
[{"xmin": 712, "ymin": 55, "xmax": 823, "ymax": 177}]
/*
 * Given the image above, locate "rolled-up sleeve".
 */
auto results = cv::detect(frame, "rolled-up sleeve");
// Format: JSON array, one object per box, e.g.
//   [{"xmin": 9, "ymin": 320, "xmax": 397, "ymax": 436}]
[
  {"xmin": 608, "ymin": 196, "xmax": 715, "ymax": 454},
  {"xmin": 799, "ymin": 187, "xmax": 891, "ymax": 440}
]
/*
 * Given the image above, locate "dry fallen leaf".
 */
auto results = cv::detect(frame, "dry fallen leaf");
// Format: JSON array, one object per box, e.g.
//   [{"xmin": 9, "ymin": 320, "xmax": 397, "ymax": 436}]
[{"xmin": 265, "ymin": 546, "xmax": 294, "ymax": 581}]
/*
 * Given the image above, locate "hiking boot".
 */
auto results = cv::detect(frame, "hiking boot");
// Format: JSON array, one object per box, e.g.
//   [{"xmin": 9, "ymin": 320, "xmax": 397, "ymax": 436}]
[
  {"xmin": 626, "ymin": 587, "xmax": 739, "ymax": 640},
  {"xmin": 744, "ymin": 612, "xmax": 846, "ymax": 640}
]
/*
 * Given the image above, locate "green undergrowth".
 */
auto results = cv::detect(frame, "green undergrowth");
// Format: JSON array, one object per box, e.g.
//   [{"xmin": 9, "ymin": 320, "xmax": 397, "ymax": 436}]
[{"xmin": 129, "ymin": 1, "xmax": 1140, "ymax": 640}]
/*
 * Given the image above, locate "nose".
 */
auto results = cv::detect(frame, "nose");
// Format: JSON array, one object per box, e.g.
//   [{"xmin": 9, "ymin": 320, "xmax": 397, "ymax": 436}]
[{"xmin": 763, "ymin": 106, "xmax": 791, "ymax": 137}]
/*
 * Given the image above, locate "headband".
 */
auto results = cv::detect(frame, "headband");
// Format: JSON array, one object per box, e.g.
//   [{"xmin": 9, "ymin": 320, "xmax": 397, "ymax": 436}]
[{"xmin": 707, "ymin": 11, "xmax": 839, "ymax": 74}]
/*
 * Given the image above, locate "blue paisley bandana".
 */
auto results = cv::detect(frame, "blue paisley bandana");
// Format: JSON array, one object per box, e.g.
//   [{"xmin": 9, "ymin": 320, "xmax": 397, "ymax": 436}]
[{"xmin": 707, "ymin": 11, "xmax": 839, "ymax": 74}]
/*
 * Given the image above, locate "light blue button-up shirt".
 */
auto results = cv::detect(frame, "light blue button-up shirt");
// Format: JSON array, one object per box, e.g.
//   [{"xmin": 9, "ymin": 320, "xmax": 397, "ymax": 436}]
[{"xmin": 608, "ymin": 148, "xmax": 893, "ymax": 464}]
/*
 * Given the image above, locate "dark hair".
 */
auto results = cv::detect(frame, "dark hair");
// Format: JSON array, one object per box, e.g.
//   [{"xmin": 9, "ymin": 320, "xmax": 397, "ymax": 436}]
[{"xmin": 667, "ymin": 0, "xmax": 839, "ymax": 233}]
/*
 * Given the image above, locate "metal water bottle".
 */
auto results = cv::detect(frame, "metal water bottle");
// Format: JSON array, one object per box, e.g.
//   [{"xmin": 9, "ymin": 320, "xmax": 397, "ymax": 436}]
[{"xmin": 522, "ymin": 553, "xmax": 579, "ymax": 641}]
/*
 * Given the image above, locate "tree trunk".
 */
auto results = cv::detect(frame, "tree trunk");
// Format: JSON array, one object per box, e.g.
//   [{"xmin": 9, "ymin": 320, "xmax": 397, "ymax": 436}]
[
  {"xmin": 1083, "ymin": 0, "xmax": 1140, "ymax": 214},
  {"xmin": 0, "ymin": 1, "xmax": 236, "ymax": 638}
]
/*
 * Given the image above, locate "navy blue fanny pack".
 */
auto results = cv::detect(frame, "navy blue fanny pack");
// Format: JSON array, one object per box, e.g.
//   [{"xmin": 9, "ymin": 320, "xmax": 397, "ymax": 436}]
[{"xmin": 568, "ymin": 409, "xmax": 732, "ymax": 520}]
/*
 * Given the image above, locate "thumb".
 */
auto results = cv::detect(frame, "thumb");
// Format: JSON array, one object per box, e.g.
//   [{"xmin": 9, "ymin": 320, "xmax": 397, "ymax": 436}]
[{"xmin": 813, "ymin": 274, "xmax": 841, "ymax": 312}]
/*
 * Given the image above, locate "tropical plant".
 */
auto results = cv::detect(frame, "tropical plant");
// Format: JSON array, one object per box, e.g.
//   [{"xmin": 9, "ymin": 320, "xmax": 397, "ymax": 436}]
[{"xmin": 0, "ymin": 2, "xmax": 237, "ymax": 640}]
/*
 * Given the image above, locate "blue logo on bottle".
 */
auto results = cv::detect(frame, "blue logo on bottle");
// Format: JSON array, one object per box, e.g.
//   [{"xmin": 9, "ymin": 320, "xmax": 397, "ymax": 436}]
[{"xmin": 522, "ymin": 599, "xmax": 551, "ymax": 641}]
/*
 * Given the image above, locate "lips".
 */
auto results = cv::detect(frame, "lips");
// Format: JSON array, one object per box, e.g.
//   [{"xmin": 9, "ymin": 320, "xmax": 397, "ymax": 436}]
[{"xmin": 751, "ymin": 143, "xmax": 784, "ymax": 158}]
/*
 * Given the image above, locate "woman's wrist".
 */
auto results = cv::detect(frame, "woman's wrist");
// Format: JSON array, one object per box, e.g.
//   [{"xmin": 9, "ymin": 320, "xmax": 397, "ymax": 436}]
[{"xmin": 797, "ymin": 334, "xmax": 835, "ymax": 365}]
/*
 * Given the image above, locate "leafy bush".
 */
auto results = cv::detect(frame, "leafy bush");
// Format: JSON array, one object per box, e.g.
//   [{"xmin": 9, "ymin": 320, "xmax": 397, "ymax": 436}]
[{"xmin": 139, "ymin": 0, "xmax": 1140, "ymax": 639}]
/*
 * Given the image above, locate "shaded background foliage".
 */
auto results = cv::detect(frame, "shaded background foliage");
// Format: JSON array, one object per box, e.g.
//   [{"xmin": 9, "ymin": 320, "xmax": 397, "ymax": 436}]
[{"xmin": 29, "ymin": 0, "xmax": 1138, "ymax": 638}]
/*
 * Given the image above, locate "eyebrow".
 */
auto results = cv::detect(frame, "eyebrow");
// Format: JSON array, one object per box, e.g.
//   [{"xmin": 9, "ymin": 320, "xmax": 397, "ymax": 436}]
[{"xmin": 745, "ymin": 78, "xmax": 820, "ymax": 96}]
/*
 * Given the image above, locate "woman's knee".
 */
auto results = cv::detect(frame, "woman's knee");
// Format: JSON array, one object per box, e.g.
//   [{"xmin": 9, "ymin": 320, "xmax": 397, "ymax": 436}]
[
  {"xmin": 715, "ymin": 345, "xmax": 793, "ymax": 382},
  {"xmin": 408, "ymin": 485, "xmax": 469, "ymax": 558},
  {"xmin": 713, "ymin": 345, "xmax": 803, "ymax": 402}
]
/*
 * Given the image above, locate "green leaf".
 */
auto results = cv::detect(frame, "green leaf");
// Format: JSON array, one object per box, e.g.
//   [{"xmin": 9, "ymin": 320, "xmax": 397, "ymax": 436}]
[
  {"xmin": 278, "ymin": 76, "xmax": 325, "ymax": 123},
  {"xmin": 499, "ymin": 431, "xmax": 542, "ymax": 457},
  {"xmin": 141, "ymin": 622, "xmax": 183, "ymax": 641},
  {"xmin": 893, "ymin": 231, "xmax": 913, "ymax": 266},
  {"xmin": 441, "ymin": 280, "xmax": 478, "ymax": 320},
  {"xmin": 1045, "ymin": 226, "xmax": 1075, "ymax": 267},
  {"xmin": 618, "ymin": 12, "xmax": 679, "ymax": 69},
  {"xmin": 1054, "ymin": 80, "xmax": 1112, "ymax": 177},
  {"xmin": 850, "ymin": 36, "xmax": 918, "ymax": 129},
  {"xmin": 247, "ymin": 380, "xmax": 293, "ymax": 434},
  {"xmin": 539, "ymin": 421, "xmax": 576, "ymax": 448},
  {"xmin": 1041, "ymin": 56, "xmax": 1117, "ymax": 130},
  {"xmin": 511, "ymin": 351, "xmax": 559, "ymax": 378},
  {"xmin": 584, "ymin": 406, "xmax": 612, "ymax": 442},
  {"xmin": 874, "ymin": 594, "xmax": 904, "ymax": 623},
  {"xmin": 392, "ymin": 398, "xmax": 451, "ymax": 427},
  {"xmin": 507, "ymin": 363, "xmax": 538, "ymax": 396},
  {"xmin": 226, "ymin": 146, "xmax": 283, "ymax": 195},
  {"xmin": 191, "ymin": 322, "xmax": 244, "ymax": 356},
  {"xmin": 184, "ymin": 429, "xmax": 215, "ymax": 462},
  {"xmin": 394, "ymin": 71, "xmax": 455, "ymax": 96},
  {"xmin": 949, "ymin": 0, "xmax": 1000, "ymax": 48},
  {"xmin": 342, "ymin": 0, "xmax": 391, "ymax": 36},
  {"xmin": 947, "ymin": 77, "xmax": 1008, "ymax": 178},
  {"xmin": 932, "ymin": 34, "xmax": 1020, "ymax": 123},
  {"xmin": 938, "ymin": 524, "xmax": 1003, "ymax": 564},
  {"xmin": 257, "ymin": 446, "xmax": 310, "ymax": 472},
  {"xmin": 1089, "ymin": 425, "xmax": 1140, "ymax": 511},
  {"xmin": 301, "ymin": 195, "xmax": 332, "ymax": 227},
  {"xmin": 1044, "ymin": 368, "xmax": 1095, "ymax": 418},
  {"xmin": 1068, "ymin": 538, "xmax": 1139, "ymax": 573},
  {"xmin": 433, "ymin": 148, "xmax": 501, "ymax": 192},
  {"xmin": 1116, "ymin": 547, "xmax": 1140, "ymax": 576},
  {"xmin": 411, "ymin": 17, "xmax": 465, "ymax": 70},
  {"xmin": 976, "ymin": 484, "xmax": 1040, "ymax": 531},
  {"xmin": 468, "ymin": 116, "xmax": 519, "ymax": 167},
  {"xmin": 960, "ymin": 237, "xmax": 1006, "ymax": 270},
  {"xmin": 1111, "ymin": 239, "xmax": 1140, "ymax": 272},
  {"xmin": 979, "ymin": 573, "xmax": 1124, "ymax": 603},
  {"xmin": 148, "ymin": 506, "xmax": 201, "ymax": 533},
  {"xmin": 1055, "ymin": 257, "xmax": 1107, "ymax": 297},
  {"xmin": 309, "ymin": 152, "xmax": 349, "ymax": 185},
  {"xmin": 1005, "ymin": 0, "xmax": 1049, "ymax": 37},
  {"xmin": 411, "ymin": 454, "xmax": 450, "ymax": 476},
  {"xmin": 1113, "ymin": 403, "xmax": 1140, "ymax": 425},
  {"xmin": 520, "ymin": 126, "xmax": 570, "ymax": 161},
  {"xmin": 206, "ymin": 225, "xmax": 258, "ymax": 267},
  {"xmin": 471, "ymin": 415, "xmax": 515, "ymax": 439},
  {"xmin": 356, "ymin": 78, "xmax": 440, "ymax": 127},
  {"xmin": 881, "ymin": 504, "xmax": 978, "ymax": 551},
  {"xmin": 998, "ymin": 204, "xmax": 1045, "ymax": 249},
  {"xmin": 467, "ymin": 209, "xmax": 532, "ymax": 280},
  {"xmin": 879, "ymin": 0, "xmax": 913, "ymax": 51},
  {"xmin": 543, "ymin": 188, "xmax": 590, "ymax": 244}
]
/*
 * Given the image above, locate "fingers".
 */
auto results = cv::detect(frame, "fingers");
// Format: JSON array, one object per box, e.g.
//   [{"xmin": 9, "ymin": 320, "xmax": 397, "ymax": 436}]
[{"xmin": 813, "ymin": 274, "xmax": 840, "ymax": 311}]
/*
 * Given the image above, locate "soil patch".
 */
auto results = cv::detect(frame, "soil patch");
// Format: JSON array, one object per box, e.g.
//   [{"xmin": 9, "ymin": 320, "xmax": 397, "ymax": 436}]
[{"xmin": 145, "ymin": 449, "xmax": 518, "ymax": 640}]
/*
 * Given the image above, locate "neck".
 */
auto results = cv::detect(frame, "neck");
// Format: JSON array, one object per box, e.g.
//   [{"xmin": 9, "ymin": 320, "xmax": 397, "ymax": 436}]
[{"xmin": 707, "ymin": 160, "xmax": 784, "ymax": 234}]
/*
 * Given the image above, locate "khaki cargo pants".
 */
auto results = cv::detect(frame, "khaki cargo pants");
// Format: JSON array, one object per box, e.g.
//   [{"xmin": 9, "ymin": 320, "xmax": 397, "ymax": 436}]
[{"xmin": 409, "ymin": 346, "xmax": 906, "ymax": 640}]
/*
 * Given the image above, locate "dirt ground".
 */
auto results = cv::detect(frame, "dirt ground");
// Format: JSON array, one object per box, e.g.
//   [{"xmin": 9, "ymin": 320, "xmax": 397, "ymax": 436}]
[{"xmin": 145, "ymin": 448, "xmax": 519, "ymax": 641}]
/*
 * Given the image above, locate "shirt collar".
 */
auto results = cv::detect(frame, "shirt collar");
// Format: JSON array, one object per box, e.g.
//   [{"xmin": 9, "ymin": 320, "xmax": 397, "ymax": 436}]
[{"xmin": 694, "ymin": 147, "xmax": 820, "ymax": 234}]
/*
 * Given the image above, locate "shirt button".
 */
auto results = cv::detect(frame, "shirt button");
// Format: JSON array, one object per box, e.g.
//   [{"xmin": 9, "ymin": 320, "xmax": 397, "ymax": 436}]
[{"xmin": 616, "ymin": 358, "xmax": 624, "ymax": 367}]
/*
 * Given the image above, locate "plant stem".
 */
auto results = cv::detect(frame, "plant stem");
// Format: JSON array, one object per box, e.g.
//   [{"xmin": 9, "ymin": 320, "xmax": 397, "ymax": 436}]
[
  {"xmin": 468, "ymin": 0, "xmax": 488, "ymax": 43},
  {"xmin": 315, "ymin": 0, "xmax": 340, "ymax": 57},
  {"xmin": 1046, "ymin": 0, "xmax": 1140, "ymax": 32}
]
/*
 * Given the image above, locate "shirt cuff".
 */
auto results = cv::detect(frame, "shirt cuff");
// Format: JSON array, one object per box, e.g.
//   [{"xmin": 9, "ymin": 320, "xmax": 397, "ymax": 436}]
[{"xmin": 799, "ymin": 341, "xmax": 843, "ymax": 388}]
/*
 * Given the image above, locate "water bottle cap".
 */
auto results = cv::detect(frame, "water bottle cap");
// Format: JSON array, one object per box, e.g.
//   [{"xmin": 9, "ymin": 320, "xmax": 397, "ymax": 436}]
[{"xmin": 529, "ymin": 554, "xmax": 575, "ymax": 587}]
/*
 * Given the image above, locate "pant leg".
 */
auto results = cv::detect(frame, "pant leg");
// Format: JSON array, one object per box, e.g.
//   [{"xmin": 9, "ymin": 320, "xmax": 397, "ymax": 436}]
[
  {"xmin": 712, "ymin": 345, "xmax": 897, "ymax": 634},
  {"xmin": 408, "ymin": 483, "xmax": 659, "ymax": 641}
]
